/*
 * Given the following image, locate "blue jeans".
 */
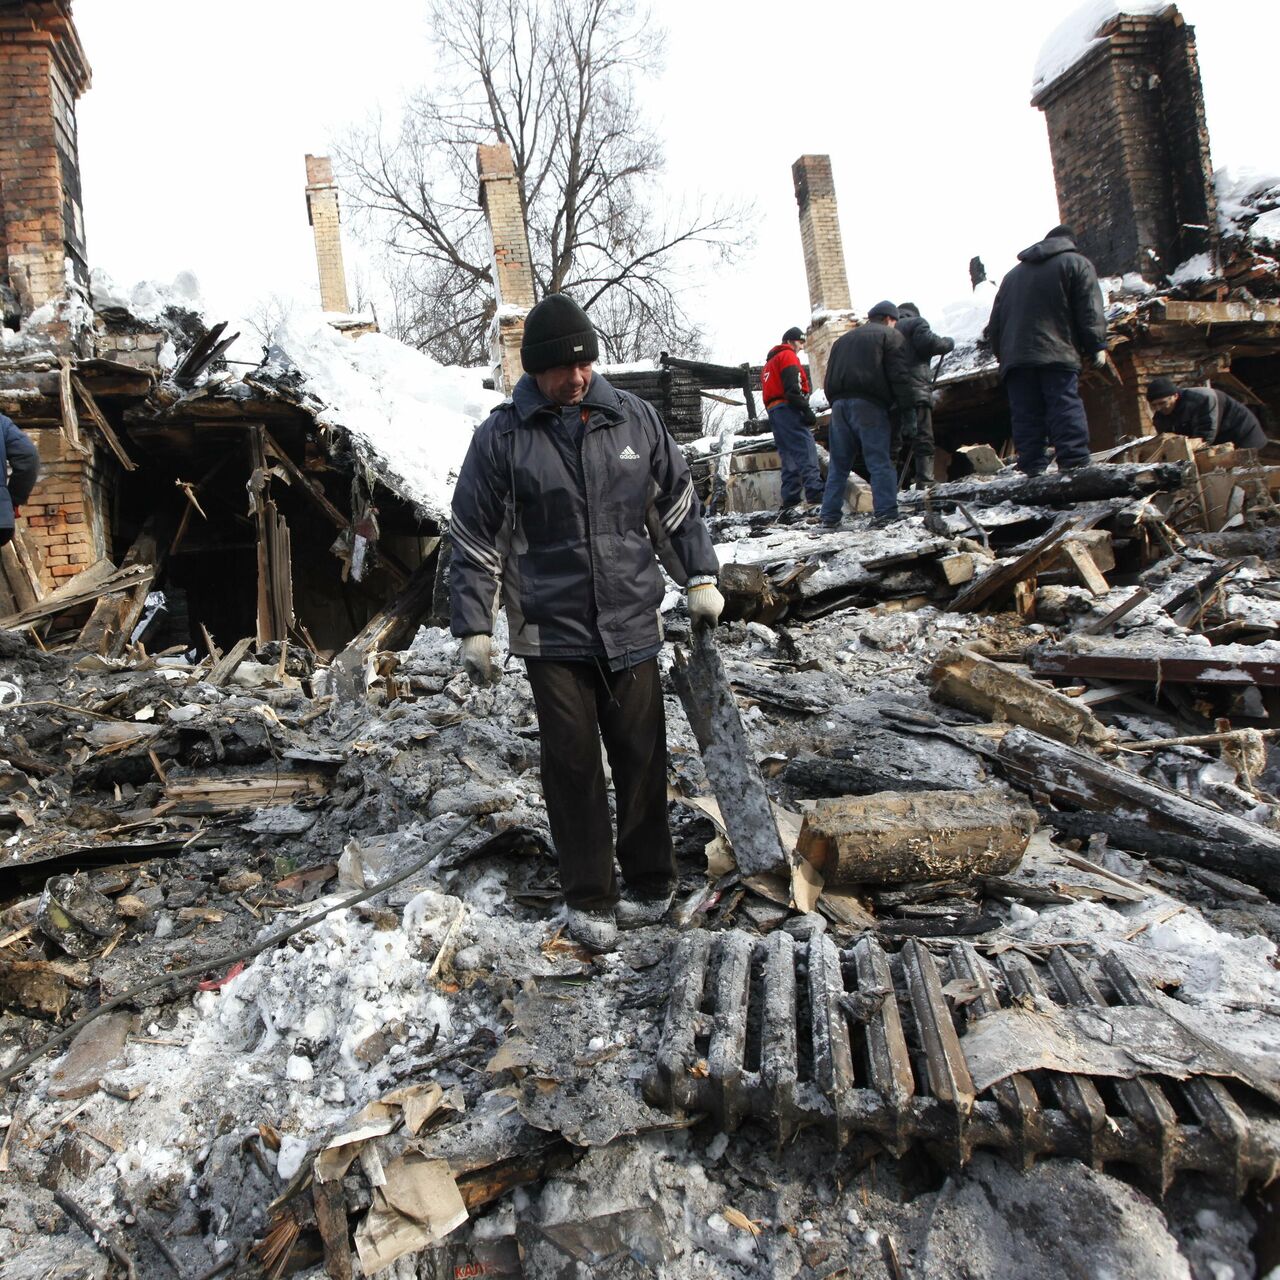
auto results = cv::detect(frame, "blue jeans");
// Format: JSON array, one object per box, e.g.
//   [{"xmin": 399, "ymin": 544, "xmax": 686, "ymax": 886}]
[
  {"xmin": 823, "ymin": 398, "xmax": 897, "ymax": 521},
  {"xmin": 1004, "ymin": 366, "xmax": 1091, "ymax": 474},
  {"xmin": 767, "ymin": 404, "xmax": 823, "ymax": 506}
]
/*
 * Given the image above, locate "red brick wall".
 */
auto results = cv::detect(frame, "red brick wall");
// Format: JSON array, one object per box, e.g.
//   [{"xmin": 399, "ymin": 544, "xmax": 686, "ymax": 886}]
[
  {"xmin": 19, "ymin": 427, "xmax": 106, "ymax": 588},
  {"xmin": 0, "ymin": 2, "xmax": 90, "ymax": 312}
]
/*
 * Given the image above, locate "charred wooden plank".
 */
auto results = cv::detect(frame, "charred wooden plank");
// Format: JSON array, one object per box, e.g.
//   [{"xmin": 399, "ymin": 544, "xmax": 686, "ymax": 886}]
[
  {"xmin": 998, "ymin": 726, "xmax": 1280, "ymax": 892},
  {"xmin": 671, "ymin": 628, "xmax": 788, "ymax": 876},
  {"xmin": 1027, "ymin": 643, "xmax": 1280, "ymax": 687}
]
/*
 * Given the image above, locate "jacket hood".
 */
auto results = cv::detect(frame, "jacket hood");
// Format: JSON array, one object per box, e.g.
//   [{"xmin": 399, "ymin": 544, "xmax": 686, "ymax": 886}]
[
  {"xmin": 897, "ymin": 304, "xmax": 920, "ymax": 320},
  {"xmin": 511, "ymin": 370, "xmax": 623, "ymax": 423},
  {"xmin": 1018, "ymin": 234, "xmax": 1077, "ymax": 263},
  {"xmin": 766, "ymin": 343, "xmax": 792, "ymax": 360}
]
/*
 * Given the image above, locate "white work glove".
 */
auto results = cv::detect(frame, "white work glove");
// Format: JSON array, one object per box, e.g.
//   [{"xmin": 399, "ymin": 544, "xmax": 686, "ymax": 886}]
[
  {"xmin": 1093, "ymin": 349, "xmax": 1108, "ymax": 368},
  {"xmin": 687, "ymin": 580, "xmax": 725, "ymax": 629},
  {"xmin": 460, "ymin": 634, "xmax": 495, "ymax": 686}
]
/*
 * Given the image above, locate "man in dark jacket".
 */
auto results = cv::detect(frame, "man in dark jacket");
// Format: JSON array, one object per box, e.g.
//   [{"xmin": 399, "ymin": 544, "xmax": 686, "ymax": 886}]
[
  {"xmin": 761, "ymin": 326, "xmax": 822, "ymax": 518},
  {"xmin": 986, "ymin": 225, "xmax": 1108, "ymax": 476},
  {"xmin": 895, "ymin": 303, "xmax": 954, "ymax": 487},
  {"xmin": 0, "ymin": 413, "xmax": 38, "ymax": 549},
  {"xmin": 450, "ymin": 294, "xmax": 723, "ymax": 952},
  {"xmin": 820, "ymin": 301, "xmax": 914, "ymax": 526},
  {"xmin": 1147, "ymin": 377, "xmax": 1267, "ymax": 449}
]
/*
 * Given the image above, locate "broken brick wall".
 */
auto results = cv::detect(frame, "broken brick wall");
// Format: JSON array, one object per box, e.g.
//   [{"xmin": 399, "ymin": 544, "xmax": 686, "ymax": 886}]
[
  {"xmin": 305, "ymin": 154, "xmax": 350, "ymax": 315},
  {"xmin": 20, "ymin": 427, "xmax": 109, "ymax": 589},
  {"xmin": 0, "ymin": 1, "xmax": 90, "ymax": 320},
  {"xmin": 1034, "ymin": 8, "xmax": 1218, "ymax": 283}
]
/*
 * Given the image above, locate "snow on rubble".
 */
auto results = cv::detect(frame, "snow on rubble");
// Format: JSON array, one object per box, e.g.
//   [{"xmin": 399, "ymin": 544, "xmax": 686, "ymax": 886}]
[{"xmin": 269, "ymin": 313, "xmax": 493, "ymax": 520}]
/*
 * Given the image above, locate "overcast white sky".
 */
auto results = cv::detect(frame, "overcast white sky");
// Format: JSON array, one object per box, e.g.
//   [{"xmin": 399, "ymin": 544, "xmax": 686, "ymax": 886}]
[{"xmin": 74, "ymin": 0, "xmax": 1280, "ymax": 366}]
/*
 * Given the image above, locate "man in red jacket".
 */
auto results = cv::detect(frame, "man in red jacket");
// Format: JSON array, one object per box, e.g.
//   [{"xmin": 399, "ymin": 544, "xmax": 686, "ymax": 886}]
[{"xmin": 761, "ymin": 326, "xmax": 822, "ymax": 519}]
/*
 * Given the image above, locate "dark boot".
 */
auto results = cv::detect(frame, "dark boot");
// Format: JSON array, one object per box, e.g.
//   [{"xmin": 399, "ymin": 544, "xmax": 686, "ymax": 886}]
[{"xmin": 914, "ymin": 454, "xmax": 935, "ymax": 488}]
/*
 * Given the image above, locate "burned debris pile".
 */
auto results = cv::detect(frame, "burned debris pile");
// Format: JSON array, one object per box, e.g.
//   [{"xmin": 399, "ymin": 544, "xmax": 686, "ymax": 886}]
[{"xmin": 2, "ymin": 427, "xmax": 1280, "ymax": 1277}]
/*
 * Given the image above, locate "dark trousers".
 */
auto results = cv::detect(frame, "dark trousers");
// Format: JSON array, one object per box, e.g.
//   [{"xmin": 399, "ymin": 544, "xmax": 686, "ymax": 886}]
[
  {"xmin": 823, "ymin": 398, "xmax": 898, "ymax": 521},
  {"xmin": 767, "ymin": 404, "xmax": 823, "ymax": 507},
  {"xmin": 524, "ymin": 657, "xmax": 674, "ymax": 910},
  {"xmin": 908, "ymin": 404, "xmax": 935, "ymax": 462},
  {"xmin": 0, "ymin": 528, "xmax": 12, "ymax": 549},
  {"xmin": 1004, "ymin": 366, "xmax": 1092, "ymax": 474}
]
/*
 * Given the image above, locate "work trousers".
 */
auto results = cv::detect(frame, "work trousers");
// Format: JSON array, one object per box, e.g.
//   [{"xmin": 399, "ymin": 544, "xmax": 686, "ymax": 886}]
[
  {"xmin": 0, "ymin": 528, "xmax": 12, "ymax": 549},
  {"xmin": 907, "ymin": 404, "xmax": 935, "ymax": 464},
  {"xmin": 767, "ymin": 404, "xmax": 823, "ymax": 507},
  {"xmin": 823, "ymin": 398, "xmax": 898, "ymax": 522},
  {"xmin": 524, "ymin": 656, "xmax": 675, "ymax": 911},
  {"xmin": 1004, "ymin": 366, "xmax": 1092, "ymax": 475}
]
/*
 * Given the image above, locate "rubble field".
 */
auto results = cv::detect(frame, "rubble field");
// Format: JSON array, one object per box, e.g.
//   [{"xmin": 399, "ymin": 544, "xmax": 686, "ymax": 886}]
[{"xmin": 3, "ymin": 446, "xmax": 1280, "ymax": 1280}]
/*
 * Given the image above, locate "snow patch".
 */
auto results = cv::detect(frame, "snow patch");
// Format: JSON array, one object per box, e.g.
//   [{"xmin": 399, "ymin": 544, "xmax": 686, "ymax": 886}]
[
  {"xmin": 1170, "ymin": 252, "xmax": 1217, "ymax": 286},
  {"xmin": 270, "ymin": 312, "xmax": 495, "ymax": 519},
  {"xmin": 1033, "ymin": 2, "xmax": 1173, "ymax": 97},
  {"xmin": 90, "ymin": 267, "xmax": 205, "ymax": 322}
]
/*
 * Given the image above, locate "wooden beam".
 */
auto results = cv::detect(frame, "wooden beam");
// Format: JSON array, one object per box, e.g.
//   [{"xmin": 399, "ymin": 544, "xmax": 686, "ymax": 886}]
[
  {"xmin": 206, "ymin": 636, "xmax": 254, "ymax": 687},
  {"xmin": 1154, "ymin": 298, "xmax": 1280, "ymax": 326},
  {"xmin": 70, "ymin": 375, "xmax": 136, "ymax": 472},
  {"xmin": 1028, "ymin": 643, "xmax": 1280, "ymax": 687},
  {"xmin": 76, "ymin": 521, "xmax": 163, "ymax": 656},
  {"xmin": 249, "ymin": 427, "xmax": 294, "ymax": 644},
  {"xmin": 261, "ymin": 429, "xmax": 349, "ymax": 529},
  {"xmin": 0, "ymin": 558, "xmax": 137, "ymax": 630},
  {"xmin": 949, "ymin": 519, "xmax": 1077, "ymax": 613},
  {"xmin": 56, "ymin": 358, "xmax": 89, "ymax": 458}
]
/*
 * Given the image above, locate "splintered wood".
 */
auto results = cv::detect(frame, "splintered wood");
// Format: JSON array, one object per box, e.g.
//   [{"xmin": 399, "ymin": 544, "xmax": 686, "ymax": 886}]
[
  {"xmin": 930, "ymin": 646, "xmax": 1115, "ymax": 748},
  {"xmin": 795, "ymin": 788, "xmax": 1037, "ymax": 886}
]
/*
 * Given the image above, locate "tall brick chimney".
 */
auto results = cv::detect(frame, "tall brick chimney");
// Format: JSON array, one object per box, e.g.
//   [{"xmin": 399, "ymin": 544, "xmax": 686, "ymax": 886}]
[
  {"xmin": 1032, "ymin": 5, "xmax": 1218, "ymax": 283},
  {"xmin": 791, "ymin": 155, "xmax": 857, "ymax": 386},
  {"xmin": 304, "ymin": 154, "xmax": 350, "ymax": 314},
  {"xmin": 0, "ymin": 0, "xmax": 91, "ymax": 326},
  {"xmin": 477, "ymin": 142, "xmax": 536, "ymax": 393}
]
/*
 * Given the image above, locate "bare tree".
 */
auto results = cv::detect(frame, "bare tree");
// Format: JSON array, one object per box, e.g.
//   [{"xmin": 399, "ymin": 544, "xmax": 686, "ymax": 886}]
[
  {"xmin": 244, "ymin": 293, "xmax": 296, "ymax": 348},
  {"xmin": 336, "ymin": 0, "xmax": 750, "ymax": 365}
]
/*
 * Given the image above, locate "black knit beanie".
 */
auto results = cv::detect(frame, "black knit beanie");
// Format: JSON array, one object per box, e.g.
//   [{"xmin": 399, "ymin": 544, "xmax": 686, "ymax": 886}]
[
  {"xmin": 1146, "ymin": 376, "xmax": 1179, "ymax": 401},
  {"xmin": 782, "ymin": 326, "xmax": 805, "ymax": 343},
  {"xmin": 520, "ymin": 294, "xmax": 599, "ymax": 373},
  {"xmin": 867, "ymin": 300, "xmax": 899, "ymax": 321}
]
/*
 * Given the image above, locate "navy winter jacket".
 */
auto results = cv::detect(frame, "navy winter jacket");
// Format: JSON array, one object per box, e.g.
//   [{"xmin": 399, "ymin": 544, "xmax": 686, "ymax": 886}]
[
  {"xmin": 1154, "ymin": 387, "xmax": 1267, "ymax": 449},
  {"xmin": 896, "ymin": 306, "xmax": 955, "ymax": 406},
  {"xmin": 449, "ymin": 372, "xmax": 719, "ymax": 667},
  {"xmin": 823, "ymin": 322, "xmax": 915, "ymax": 412},
  {"xmin": 0, "ymin": 413, "xmax": 38, "ymax": 528},
  {"xmin": 986, "ymin": 234, "xmax": 1107, "ymax": 374}
]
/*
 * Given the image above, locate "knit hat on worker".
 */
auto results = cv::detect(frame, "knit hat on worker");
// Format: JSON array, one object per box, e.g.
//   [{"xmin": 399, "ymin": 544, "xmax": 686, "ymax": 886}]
[
  {"xmin": 782, "ymin": 325, "xmax": 805, "ymax": 343},
  {"xmin": 1146, "ymin": 376, "xmax": 1179, "ymax": 400},
  {"xmin": 868, "ymin": 300, "xmax": 899, "ymax": 321},
  {"xmin": 520, "ymin": 294, "xmax": 600, "ymax": 373}
]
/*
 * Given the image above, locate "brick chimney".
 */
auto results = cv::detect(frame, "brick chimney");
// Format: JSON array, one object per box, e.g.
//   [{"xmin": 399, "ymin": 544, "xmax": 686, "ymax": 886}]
[
  {"xmin": 304, "ymin": 154, "xmax": 350, "ymax": 314},
  {"xmin": 1033, "ymin": 5, "xmax": 1218, "ymax": 283},
  {"xmin": 791, "ymin": 155, "xmax": 857, "ymax": 386},
  {"xmin": 477, "ymin": 142, "xmax": 536, "ymax": 393},
  {"xmin": 0, "ymin": 0, "xmax": 91, "ymax": 327}
]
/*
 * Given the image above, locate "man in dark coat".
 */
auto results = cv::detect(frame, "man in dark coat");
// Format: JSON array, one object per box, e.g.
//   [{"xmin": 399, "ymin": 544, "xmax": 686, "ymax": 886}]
[
  {"xmin": 0, "ymin": 413, "xmax": 38, "ymax": 549},
  {"xmin": 450, "ymin": 294, "xmax": 723, "ymax": 952},
  {"xmin": 761, "ymin": 326, "xmax": 822, "ymax": 518},
  {"xmin": 986, "ymin": 225, "xmax": 1108, "ymax": 476},
  {"xmin": 820, "ymin": 301, "xmax": 914, "ymax": 527},
  {"xmin": 896, "ymin": 303, "xmax": 955, "ymax": 487},
  {"xmin": 1146, "ymin": 377, "xmax": 1267, "ymax": 449}
]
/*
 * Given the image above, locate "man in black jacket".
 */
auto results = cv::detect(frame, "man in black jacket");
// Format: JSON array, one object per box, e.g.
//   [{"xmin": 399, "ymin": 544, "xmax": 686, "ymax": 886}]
[
  {"xmin": 895, "ymin": 304, "xmax": 955, "ymax": 487},
  {"xmin": 1147, "ymin": 377, "xmax": 1267, "ymax": 449},
  {"xmin": 820, "ymin": 301, "xmax": 914, "ymax": 526},
  {"xmin": 0, "ymin": 413, "xmax": 38, "ymax": 549},
  {"xmin": 986, "ymin": 225, "xmax": 1108, "ymax": 476},
  {"xmin": 450, "ymin": 294, "xmax": 723, "ymax": 952}
]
